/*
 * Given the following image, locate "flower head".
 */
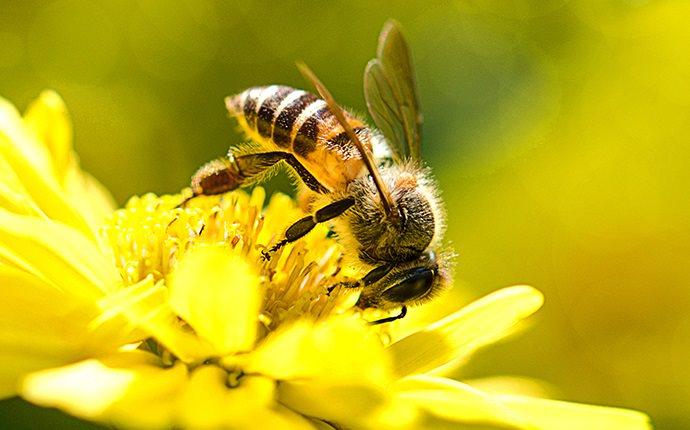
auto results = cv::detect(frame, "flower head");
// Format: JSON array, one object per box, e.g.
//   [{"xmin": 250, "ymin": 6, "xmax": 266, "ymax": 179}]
[{"xmin": 0, "ymin": 92, "xmax": 652, "ymax": 429}]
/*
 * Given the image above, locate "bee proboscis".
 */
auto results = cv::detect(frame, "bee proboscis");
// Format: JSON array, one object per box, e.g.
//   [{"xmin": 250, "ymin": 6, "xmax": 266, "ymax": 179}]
[{"xmin": 187, "ymin": 20, "xmax": 451, "ymax": 324}]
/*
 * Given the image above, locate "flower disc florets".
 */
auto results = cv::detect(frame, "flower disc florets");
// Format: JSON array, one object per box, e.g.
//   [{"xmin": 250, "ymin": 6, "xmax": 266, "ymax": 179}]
[{"xmin": 102, "ymin": 188, "xmax": 356, "ymax": 339}]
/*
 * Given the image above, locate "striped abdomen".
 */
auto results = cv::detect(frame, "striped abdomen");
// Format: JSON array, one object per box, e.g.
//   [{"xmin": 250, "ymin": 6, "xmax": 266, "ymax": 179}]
[{"xmin": 225, "ymin": 85, "xmax": 370, "ymax": 191}]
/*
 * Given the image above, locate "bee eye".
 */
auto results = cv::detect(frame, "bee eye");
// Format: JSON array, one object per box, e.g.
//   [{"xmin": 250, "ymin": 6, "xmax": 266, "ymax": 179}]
[{"xmin": 382, "ymin": 268, "xmax": 435, "ymax": 303}]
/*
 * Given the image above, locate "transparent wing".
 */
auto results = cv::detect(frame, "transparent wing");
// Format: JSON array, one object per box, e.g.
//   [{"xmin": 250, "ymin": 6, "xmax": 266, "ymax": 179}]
[
  {"xmin": 298, "ymin": 62, "xmax": 395, "ymax": 214},
  {"xmin": 364, "ymin": 20, "xmax": 422, "ymax": 162}
]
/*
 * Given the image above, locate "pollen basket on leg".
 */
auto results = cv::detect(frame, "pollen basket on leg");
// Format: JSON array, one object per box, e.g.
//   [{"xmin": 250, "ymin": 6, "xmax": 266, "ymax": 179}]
[{"xmin": 100, "ymin": 188, "xmax": 356, "ymax": 331}]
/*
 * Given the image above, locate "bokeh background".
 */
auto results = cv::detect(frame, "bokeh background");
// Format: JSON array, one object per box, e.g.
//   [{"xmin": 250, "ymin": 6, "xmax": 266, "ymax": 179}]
[{"xmin": 1, "ymin": 0, "xmax": 689, "ymax": 428}]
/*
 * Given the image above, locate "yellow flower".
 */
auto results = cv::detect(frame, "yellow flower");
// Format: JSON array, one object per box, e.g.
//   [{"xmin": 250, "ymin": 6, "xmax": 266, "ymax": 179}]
[
  {"xmin": 0, "ymin": 90, "xmax": 131, "ymax": 398},
  {"xmin": 0, "ymin": 91, "xmax": 652, "ymax": 429}
]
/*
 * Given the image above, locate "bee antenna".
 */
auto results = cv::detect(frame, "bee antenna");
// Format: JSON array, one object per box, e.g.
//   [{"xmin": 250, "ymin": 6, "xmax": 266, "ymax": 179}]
[{"xmin": 297, "ymin": 62, "xmax": 395, "ymax": 215}]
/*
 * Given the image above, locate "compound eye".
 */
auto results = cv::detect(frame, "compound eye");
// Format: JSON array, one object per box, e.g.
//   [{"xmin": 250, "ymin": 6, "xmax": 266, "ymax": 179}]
[{"xmin": 382, "ymin": 268, "xmax": 435, "ymax": 303}]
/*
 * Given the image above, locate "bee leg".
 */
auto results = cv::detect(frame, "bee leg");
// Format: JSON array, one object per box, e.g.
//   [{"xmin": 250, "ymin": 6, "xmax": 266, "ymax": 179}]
[
  {"xmin": 361, "ymin": 263, "xmax": 395, "ymax": 285},
  {"xmin": 185, "ymin": 152, "xmax": 328, "ymax": 207},
  {"xmin": 326, "ymin": 278, "xmax": 365, "ymax": 296},
  {"xmin": 281, "ymin": 153, "xmax": 330, "ymax": 194},
  {"xmin": 181, "ymin": 156, "xmax": 243, "ymax": 207},
  {"xmin": 264, "ymin": 197, "xmax": 355, "ymax": 258},
  {"xmin": 326, "ymin": 262, "xmax": 394, "ymax": 295},
  {"xmin": 369, "ymin": 306, "xmax": 408, "ymax": 325},
  {"xmin": 233, "ymin": 151, "xmax": 329, "ymax": 194}
]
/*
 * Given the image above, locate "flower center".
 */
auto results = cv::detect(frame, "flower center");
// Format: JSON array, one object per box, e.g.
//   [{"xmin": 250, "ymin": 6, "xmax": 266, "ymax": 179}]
[{"xmin": 101, "ymin": 188, "xmax": 356, "ymax": 335}]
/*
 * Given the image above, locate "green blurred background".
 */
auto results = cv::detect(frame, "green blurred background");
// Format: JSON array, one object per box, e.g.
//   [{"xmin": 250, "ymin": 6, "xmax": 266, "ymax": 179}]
[{"xmin": 1, "ymin": 0, "xmax": 689, "ymax": 428}]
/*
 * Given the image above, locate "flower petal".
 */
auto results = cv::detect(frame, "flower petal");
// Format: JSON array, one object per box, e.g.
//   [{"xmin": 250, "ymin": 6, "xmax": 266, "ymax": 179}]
[
  {"xmin": 180, "ymin": 366, "xmax": 315, "ymax": 430},
  {"xmin": 95, "ymin": 276, "xmax": 216, "ymax": 363},
  {"xmin": 395, "ymin": 375, "xmax": 652, "ymax": 430},
  {"xmin": 493, "ymin": 394, "xmax": 652, "ymax": 430},
  {"xmin": 169, "ymin": 245, "xmax": 261, "ymax": 355},
  {"xmin": 387, "ymin": 285, "xmax": 544, "ymax": 376},
  {"xmin": 0, "ymin": 264, "xmax": 127, "ymax": 398},
  {"xmin": 0, "ymin": 132, "xmax": 93, "ymax": 237},
  {"xmin": 21, "ymin": 352, "xmax": 189, "ymax": 429},
  {"xmin": 465, "ymin": 376, "xmax": 555, "ymax": 399},
  {"xmin": 20, "ymin": 352, "xmax": 157, "ymax": 418},
  {"xmin": 395, "ymin": 375, "xmax": 532, "ymax": 429},
  {"xmin": 0, "ymin": 96, "xmax": 52, "ymax": 177},
  {"xmin": 23, "ymin": 90, "xmax": 73, "ymax": 183},
  {"xmin": 0, "ymin": 93, "xmax": 115, "ymax": 235},
  {"xmin": 0, "ymin": 209, "xmax": 120, "ymax": 300},
  {"xmin": 243, "ymin": 315, "xmax": 395, "ymax": 428},
  {"xmin": 22, "ymin": 352, "xmax": 317, "ymax": 430},
  {"xmin": 278, "ymin": 380, "xmax": 388, "ymax": 428},
  {"xmin": 64, "ymin": 169, "xmax": 117, "ymax": 230},
  {"xmin": 0, "ymin": 155, "xmax": 44, "ymax": 217},
  {"xmin": 22, "ymin": 91, "xmax": 116, "ymax": 226},
  {"xmin": 245, "ymin": 315, "xmax": 390, "ymax": 382}
]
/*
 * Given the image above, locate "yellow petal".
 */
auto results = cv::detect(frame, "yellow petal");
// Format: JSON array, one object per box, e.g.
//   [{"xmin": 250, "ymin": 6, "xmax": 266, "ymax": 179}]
[
  {"xmin": 178, "ymin": 366, "xmax": 261, "ymax": 429},
  {"xmin": 243, "ymin": 315, "xmax": 394, "ymax": 429},
  {"xmin": 465, "ymin": 376, "xmax": 556, "ymax": 399},
  {"xmin": 0, "ymin": 96, "xmax": 52, "ymax": 177},
  {"xmin": 23, "ymin": 90, "xmax": 73, "ymax": 182},
  {"xmin": 64, "ymin": 169, "xmax": 117, "ymax": 230},
  {"xmin": 388, "ymin": 285, "xmax": 544, "ymax": 377},
  {"xmin": 22, "ymin": 351, "xmax": 190, "ymax": 429},
  {"xmin": 169, "ymin": 245, "xmax": 261, "ymax": 355},
  {"xmin": 20, "ymin": 352, "xmax": 152, "ymax": 419},
  {"xmin": 0, "ymin": 93, "xmax": 94, "ymax": 235},
  {"xmin": 22, "ymin": 353, "xmax": 316, "ymax": 430},
  {"xmin": 245, "ymin": 315, "xmax": 390, "ymax": 382},
  {"xmin": 105, "ymin": 362, "xmax": 189, "ymax": 429},
  {"xmin": 278, "ymin": 380, "xmax": 388, "ymax": 428},
  {"xmin": 0, "ymin": 132, "xmax": 94, "ymax": 237},
  {"xmin": 22, "ymin": 91, "xmax": 116, "ymax": 227},
  {"xmin": 396, "ymin": 375, "xmax": 652, "ymax": 430},
  {"xmin": 0, "ymin": 155, "xmax": 44, "ymax": 217},
  {"xmin": 493, "ymin": 394, "xmax": 652, "ymax": 430},
  {"xmin": 0, "ymin": 264, "xmax": 122, "ymax": 398},
  {"xmin": 0, "ymin": 93, "xmax": 114, "ymax": 234},
  {"xmin": 0, "ymin": 209, "xmax": 119, "ymax": 300},
  {"xmin": 395, "ymin": 375, "xmax": 532, "ymax": 429},
  {"xmin": 179, "ymin": 366, "xmax": 314, "ymax": 430},
  {"xmin": 95, "ymin": 276, "xmax": 216, "ymax": 363}
]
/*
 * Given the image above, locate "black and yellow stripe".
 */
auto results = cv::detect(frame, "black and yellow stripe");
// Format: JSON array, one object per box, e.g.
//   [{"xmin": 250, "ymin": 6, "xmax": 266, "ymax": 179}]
[
  {"xmin": 226, "ymin": 86, "xmax": 367, "ymax": 158},
  {"xmin": 273, "ymin": 91, "xmax": 317, "ymax": 147}
]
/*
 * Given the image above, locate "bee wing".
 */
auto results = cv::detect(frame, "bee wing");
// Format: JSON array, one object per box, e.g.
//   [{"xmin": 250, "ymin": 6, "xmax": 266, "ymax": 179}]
[
  {"xmin": 298, "ymin": 62, "xmax": 396, "ymax": 214},
  {"xmin": 364, "ymin": 20, "xmax": 422, "ymax": 162}
]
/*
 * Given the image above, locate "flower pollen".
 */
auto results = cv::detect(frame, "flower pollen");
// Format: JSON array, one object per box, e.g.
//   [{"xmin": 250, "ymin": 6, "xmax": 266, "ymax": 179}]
[{"xmin": 101, "ymin": 187, "xmax": 355, "ymax": 337}]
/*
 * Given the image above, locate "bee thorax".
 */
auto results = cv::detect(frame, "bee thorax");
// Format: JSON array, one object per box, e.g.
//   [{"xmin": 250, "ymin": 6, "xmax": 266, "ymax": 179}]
[{"xmin": 347, "ymin": 168, "xmax": 436, "ymax": 264}]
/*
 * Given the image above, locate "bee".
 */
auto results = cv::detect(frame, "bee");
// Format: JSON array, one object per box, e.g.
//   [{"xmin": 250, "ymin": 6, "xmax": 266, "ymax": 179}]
[{"xmin": 187, "ymin": 20, "xmax": 451, "ymax": 324}]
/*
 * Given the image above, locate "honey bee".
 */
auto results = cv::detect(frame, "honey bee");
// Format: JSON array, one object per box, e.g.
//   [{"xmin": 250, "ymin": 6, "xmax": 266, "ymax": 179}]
[{"xmin": 187, "ymin": 20, "xmax": 451, "ymax": 324}]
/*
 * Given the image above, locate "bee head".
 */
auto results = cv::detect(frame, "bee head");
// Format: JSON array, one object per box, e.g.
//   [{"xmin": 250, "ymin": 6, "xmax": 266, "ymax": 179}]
[
  {"xmin": 356, "ymin": 250, "xmax": 449, "ymax": 310},
  {"xmin": 348, "ymin": 164, "xmax": 444, "ymax": 264}
]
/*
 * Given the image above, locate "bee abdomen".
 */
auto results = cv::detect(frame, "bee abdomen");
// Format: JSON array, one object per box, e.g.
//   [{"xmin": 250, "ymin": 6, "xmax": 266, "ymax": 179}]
[
  {"xmin": 226, "ymin": 86, "xmax": 366, "ymax": 158},
  {"xmin": 227, "ymin": 86, "xmax": 289, "ymax": 137},
  {"xmin": 325, "ymin": 126, "xmax": 369, "ymax": 158},
  {"xmin": 273, "ymin": 91, "xmax": 319, "ymax": 148},
  {"xmin": 227, "ymin": 86, "xmax": 311, "ymax": 149}
]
